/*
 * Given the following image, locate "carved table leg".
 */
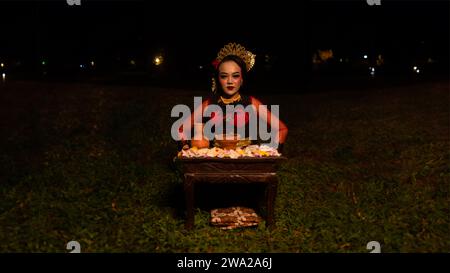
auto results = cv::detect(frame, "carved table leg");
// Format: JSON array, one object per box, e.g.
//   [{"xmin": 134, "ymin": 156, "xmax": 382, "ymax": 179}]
[
  {"xmin": 266, "ymin": 175, "xmax": 278, "ymax": 229},
  {"xmin": 184, "ymin": 174, "xmax": 194, "ymax": 230}
]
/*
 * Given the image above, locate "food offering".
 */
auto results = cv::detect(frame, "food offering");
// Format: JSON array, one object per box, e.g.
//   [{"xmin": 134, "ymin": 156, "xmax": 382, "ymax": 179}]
[{"xmin": 178, "ymin": 145, "xmax": 281, "ymax": 159}]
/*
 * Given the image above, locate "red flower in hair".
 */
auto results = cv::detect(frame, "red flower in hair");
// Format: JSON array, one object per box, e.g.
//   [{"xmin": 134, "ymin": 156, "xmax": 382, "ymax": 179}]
[{"xmin": 212, "ymin": 59, "xmax": 220, "ymax": 70}]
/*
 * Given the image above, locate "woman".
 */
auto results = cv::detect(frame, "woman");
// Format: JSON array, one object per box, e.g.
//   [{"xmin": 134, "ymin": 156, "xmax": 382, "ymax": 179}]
[
  {"xmin": 177, "ymin": 43, "xmax": 288, "ymax": 228},
  {"xmin": 178, "ymin": 42, "xmax": 288, "ymax": 152}
]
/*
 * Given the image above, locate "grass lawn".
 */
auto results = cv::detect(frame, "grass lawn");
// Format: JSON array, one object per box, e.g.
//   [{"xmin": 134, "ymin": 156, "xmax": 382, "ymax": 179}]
[{"xmin": 0, "ymin": 79, "xmax": 448, "ymax": 252}]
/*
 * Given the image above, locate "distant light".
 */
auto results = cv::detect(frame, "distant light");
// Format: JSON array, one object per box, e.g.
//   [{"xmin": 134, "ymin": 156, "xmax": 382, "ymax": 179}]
[
  {"xmin": 339, "ymin": 58, "xmax": 343, "ymax": 62},
  {"xmin": 130, "ymin": 59, "xmax": 136, "ymax": 66},
  {"xmin": 416, "ymin": 69, "xmax": 420, "ymax": 74},
  {"xmin": 199, "ymin": 65, "xmax": 203, "ymax": 69},
  {"xmin": 2, "ymin": 73, "xmax": 5, "ymax": 82},
  {"xmin": 80, "ymin": 64, "xmax": 84, "ymax": 69},
  {"xmin": 371, "ymin": 67, "xmax": 375, "ymax": 72},
  {"xmin": 0, "ymin": 63, "xmax": 4, "ymax": 68},
  {"xmin": 376, "ymin": 54, "xmax": 384, "ymax": 66},
  {"xmin": 42, "ymin": 61, "xmax": 46, "ymax": 66},
  {"xmin": 90, "ymin": 61, "xmax": 95, "ymax": 66},
  {"xmin": 153, "ymin": 55, "xmax": 163, "ymax": 66},
  {"xmin": 318, "ymin": 49, "xmax": 333, "ymax": 61},
  {"xmin": 413, "ymin": 66, "xmax": 417, "ymax": 71},
  {"xmin": 363, "ymin": 55, "xmax": 368, "ymax": 59}
]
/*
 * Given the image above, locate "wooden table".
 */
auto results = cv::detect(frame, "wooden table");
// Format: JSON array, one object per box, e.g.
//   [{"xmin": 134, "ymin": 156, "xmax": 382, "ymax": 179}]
[{"xmin": 175, "ymin": 156, "xmax": 286, "ymax": 229}]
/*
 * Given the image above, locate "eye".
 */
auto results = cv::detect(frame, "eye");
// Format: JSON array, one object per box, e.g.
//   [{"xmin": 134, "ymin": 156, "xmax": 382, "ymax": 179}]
[
  {"xmin": 220, "ymin": 75, "xmax": 227, "ymax": 79},
  {"xmin": 232, "ymin": 74, "xmax": 241, "ymax": 79}
]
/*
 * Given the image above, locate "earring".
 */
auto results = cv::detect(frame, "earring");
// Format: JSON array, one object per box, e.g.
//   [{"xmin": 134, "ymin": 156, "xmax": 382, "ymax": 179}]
[{"xmin": 211, "ymin": 78, "xmax": 217, "ymax": 93}]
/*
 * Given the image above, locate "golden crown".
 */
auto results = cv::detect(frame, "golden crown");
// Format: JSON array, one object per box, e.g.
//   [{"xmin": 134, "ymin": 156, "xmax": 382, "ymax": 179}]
[{"xmin": 216, "ymin": 42, "xmax": 256, "ymax": 72}]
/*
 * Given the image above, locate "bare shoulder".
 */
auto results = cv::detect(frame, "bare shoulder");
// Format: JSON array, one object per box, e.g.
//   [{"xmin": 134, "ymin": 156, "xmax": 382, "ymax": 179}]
[
  {"xmin": 249, "ymin": 96, "xmax": 263, "ymax": 106},
  {"xmin": 202, "ymin": 98, "xmax": 212, "ymax": 107}
]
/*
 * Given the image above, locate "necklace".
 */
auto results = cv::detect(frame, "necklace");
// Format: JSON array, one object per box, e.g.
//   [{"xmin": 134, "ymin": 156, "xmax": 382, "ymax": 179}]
[{"xmin": 219, "ymin": 94, "xmax": 241, "ymax": 104}]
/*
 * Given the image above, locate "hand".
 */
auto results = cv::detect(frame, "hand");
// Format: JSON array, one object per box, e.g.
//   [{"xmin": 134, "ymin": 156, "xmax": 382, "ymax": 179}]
[
  {"xmin": 277, "ymin": 143, "xmax": 284, "ymax": 153},
  {"xmin": 177, "ymin": 141, "xmax": 190, "ymax": 151}
]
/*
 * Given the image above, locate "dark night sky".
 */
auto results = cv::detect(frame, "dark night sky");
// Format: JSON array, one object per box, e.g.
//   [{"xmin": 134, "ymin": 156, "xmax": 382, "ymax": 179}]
[{"xmin": 0, "ymin": 0, "xmax": 448, "ymax": 81}]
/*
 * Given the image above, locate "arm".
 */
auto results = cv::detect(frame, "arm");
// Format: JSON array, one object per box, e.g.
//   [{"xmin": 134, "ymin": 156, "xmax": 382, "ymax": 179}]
[
  {"xmin": 250, "ymin": 96, "xmax": 288, "ymax": 147},
  {"xmin": 177, "ymin": 98, "xmax": 211, "ymax": 149}
]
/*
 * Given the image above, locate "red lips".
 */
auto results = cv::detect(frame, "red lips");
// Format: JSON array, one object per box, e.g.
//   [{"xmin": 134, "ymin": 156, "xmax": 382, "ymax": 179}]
[{"xmin": 227, "ymin": 87, "xmax": 234, "ymax": 91}]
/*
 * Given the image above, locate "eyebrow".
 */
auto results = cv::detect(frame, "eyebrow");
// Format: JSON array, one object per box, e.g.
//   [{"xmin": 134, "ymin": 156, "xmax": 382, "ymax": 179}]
[{"xmin": 219, "ymin": 72, "xmax": 241, "ymax": 75}]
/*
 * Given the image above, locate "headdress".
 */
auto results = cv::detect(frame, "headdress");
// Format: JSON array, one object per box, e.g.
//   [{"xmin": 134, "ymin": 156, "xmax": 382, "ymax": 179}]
[
  {"xmin": 211, "ymin": 42, "xmax": 256, "ymax": 93},
  {"xmin": 215, "ymin": 43, "xmax": 256, "ymax": 72}
]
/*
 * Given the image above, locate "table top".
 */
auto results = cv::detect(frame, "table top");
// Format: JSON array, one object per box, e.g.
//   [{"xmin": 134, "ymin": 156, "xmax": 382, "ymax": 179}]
[
  {"xmin": 175, "ymin": 156, "xmax": 287, "ymax": 173},
  {"xmin": 176, "ymin": 156, "xmax": 286, "ymax": 163}
]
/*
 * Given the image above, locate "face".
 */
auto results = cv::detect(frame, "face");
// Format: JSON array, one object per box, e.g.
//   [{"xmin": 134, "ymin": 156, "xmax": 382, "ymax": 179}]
[{"xmin": 218, "ymin": 60, "xmax": 243, "ymax": 97}]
